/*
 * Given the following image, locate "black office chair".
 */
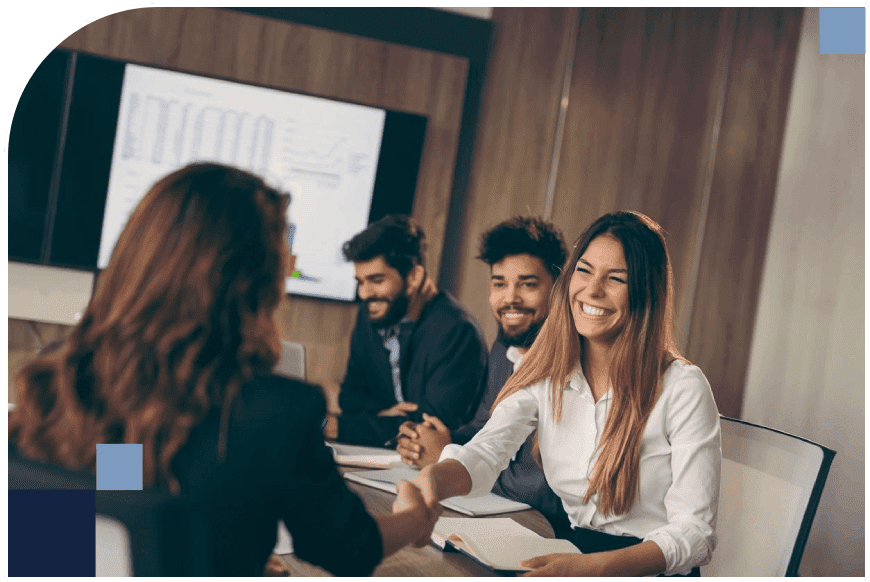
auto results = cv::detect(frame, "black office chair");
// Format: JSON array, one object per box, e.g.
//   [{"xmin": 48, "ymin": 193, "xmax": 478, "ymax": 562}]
[
  {"xmin": 9, "ymin": 449, "xmax": 219, "ymax": 576},
  {"xmin": 702, "ymin": 416, "xmax": 835, "ymax": 576}
]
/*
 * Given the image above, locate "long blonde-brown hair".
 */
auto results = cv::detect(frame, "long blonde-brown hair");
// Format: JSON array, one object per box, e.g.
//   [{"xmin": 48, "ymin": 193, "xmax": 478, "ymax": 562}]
[
  {"xmin": 494, "ymin": 211, "xmax": 683, "ymax": 516},
  {"xmin": 10, "ymin": 163, "xmax": 289, "ymax": 493}
]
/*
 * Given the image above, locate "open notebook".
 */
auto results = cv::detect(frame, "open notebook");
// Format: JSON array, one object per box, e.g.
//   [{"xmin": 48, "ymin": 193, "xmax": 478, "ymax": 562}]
[
  {"xmin": 432, "ymin": 517, "xmax": 581, "ymax": 572},
  {"xmin": 343, "ymin": 466, "xmax": 531, "ymax": 516}
]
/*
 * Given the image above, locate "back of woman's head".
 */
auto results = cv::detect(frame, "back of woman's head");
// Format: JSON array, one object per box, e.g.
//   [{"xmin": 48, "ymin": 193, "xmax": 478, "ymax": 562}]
[
  {"xmin": 10, "ymin": 163, "xmax": 290, "ymax": 492},
  {"xmin": 95, "ymin": 163, "xmax": 288, "ymax": 362}
]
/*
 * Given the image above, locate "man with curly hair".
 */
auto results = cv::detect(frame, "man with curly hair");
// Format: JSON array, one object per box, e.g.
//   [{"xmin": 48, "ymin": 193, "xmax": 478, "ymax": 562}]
[{"xmin": 396, "ymin": 216, "xmax": 571, "ymax": 532}]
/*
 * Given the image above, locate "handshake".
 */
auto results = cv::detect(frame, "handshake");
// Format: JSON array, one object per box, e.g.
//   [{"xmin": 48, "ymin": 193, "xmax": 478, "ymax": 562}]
[{"xmin": 391, "ymin": 474, "xmax": 442, "ymax": 548}]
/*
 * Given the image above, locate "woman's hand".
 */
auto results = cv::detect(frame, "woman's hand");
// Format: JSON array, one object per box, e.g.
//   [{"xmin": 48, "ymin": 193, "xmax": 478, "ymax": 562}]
[
  {"xmin": 521, "ymin": 553, "xmax": 605, "ymax": 577},
  {"xmin": 413, "ymin": 464, "xmax": 441, "ymax": 510},
  {"xmin": 392, "ymin": 479, "xmax": 442, "ymax": 547}
]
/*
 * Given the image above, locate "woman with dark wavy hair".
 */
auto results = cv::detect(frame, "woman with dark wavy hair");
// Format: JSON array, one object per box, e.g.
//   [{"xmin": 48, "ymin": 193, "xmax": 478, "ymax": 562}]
[
  {"xmin": 9, "ymin": 162, "xmax": 439, "ymax": 576},
  {"xmin": 414, "ymin": 211, "xmax": 721, "ymax": 576}
]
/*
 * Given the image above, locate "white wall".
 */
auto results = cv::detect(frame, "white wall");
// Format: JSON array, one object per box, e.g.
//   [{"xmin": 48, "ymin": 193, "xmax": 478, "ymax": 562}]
[{"xmin": 742, "ymin": 8, "xmax": 864, "ymax": 577}]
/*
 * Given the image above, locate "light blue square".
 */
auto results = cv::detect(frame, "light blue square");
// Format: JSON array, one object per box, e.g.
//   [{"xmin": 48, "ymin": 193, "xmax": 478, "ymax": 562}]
[
  {"xmin": 96, "ymin": 444, "xmax": 143, "ymax": 490},
  {"xmin": 819, "ymin": 8, "xmax": 865, "ymax": 54}
]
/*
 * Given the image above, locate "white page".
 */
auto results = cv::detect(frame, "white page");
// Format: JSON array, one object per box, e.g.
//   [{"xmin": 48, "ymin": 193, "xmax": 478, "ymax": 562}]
[
  {"xmin": 458, "ymin": 534, "xmax": 582, "ymax": 571},
  {"xmin": 433, "ymin": 516, "xmax": 541, "ymax": 548}
]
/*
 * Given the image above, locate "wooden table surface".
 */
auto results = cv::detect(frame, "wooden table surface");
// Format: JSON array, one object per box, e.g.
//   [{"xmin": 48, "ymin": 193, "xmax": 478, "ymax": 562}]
[{"xmin": 278, "ymin": 475, "xmax": 554, "ymax": 576}]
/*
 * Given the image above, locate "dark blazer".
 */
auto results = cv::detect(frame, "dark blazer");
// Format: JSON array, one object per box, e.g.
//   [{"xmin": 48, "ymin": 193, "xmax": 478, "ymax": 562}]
[
  {"xmin": 338, "ymin": 291, "xmax": 488, "ymax": 446},
  {"xmin": 10, "ymin": 375, "xmax": 383, "ymax": 576},
  {"xmin": 166, "ymin": 375, "xmax": 384, "ymax": 576}
]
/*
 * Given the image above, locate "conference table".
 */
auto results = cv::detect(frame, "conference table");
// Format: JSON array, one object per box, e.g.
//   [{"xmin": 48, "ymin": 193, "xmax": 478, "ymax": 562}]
[{"xmin": 277, "ymin": 469, "xmax": 555, "ymax": 576}]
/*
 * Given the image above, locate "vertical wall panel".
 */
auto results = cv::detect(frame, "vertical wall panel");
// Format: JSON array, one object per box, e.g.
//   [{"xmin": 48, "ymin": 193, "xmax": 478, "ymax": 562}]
[
  {"xmin": 741, "ymin": 10, "xmax": 864, "ymax": 575},
  {"xmin": 550, "ymin": 8, "xmax": 736, "ymax": 347},
  {"xmin": 686, "ymin": 8, "xmax": 802, "ymax": 417},
  {"xmin": 451, "ymin": 7, "xmax": 578, "ymax": 344}
]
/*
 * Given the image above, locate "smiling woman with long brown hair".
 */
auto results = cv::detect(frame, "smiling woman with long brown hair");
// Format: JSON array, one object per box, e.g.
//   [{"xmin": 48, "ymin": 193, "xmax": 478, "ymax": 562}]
[
  {"xmin": 9, "ymin": 162, "xmax": 438, "ymax": 576},
  {"xmin": 414, "ymin": 211, "xmax": 721, "ymax": 577}
]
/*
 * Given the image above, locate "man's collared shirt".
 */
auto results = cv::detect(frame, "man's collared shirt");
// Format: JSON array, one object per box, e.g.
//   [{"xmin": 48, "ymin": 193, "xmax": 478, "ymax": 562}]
[{"xmin": 376, "ymin": 317, "xmax": 413, "ymax": 403}]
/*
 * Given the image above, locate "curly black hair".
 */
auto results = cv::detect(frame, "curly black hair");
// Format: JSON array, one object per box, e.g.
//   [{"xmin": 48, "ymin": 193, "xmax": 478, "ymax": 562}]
[{"xmin": 477, "ymin": 216, "xmax": 567, "ymax": 280}]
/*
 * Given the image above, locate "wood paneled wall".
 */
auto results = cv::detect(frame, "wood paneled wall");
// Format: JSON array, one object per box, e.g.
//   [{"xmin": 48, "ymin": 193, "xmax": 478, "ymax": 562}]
[
  {"xmin": 550, "ymin": 8, "xmax": 736, "ymax": 344},
  {"xmin": 10, "ymin": 8, "xmax": 803, "ymax": 418},
  {"xmin": 451, "ymin": 7, "xmax": 802, "ymax": 417},
  {"xmin": 686, "ymin": 8, "xmax": 803, "ymax": 416},
  {"xmin": 9, "ymin": 7, "xmax": 469, "ymax": 404}
]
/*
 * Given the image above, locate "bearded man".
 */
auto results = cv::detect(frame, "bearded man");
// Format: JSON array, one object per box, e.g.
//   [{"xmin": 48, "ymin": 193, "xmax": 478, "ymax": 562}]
[{"xmin": 324, "ymin": 215, "xmax": 487, "ymax": 447}]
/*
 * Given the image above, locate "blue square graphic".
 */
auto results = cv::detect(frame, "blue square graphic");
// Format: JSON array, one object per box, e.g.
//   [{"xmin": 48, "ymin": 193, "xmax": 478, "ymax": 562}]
[
  {"xmin": 819, "ymin": 8, "xmax": 865, "ymax": 54},
  {"xmin": 97, "ymin": 444, "xmax": 144, "ymax": 490}
]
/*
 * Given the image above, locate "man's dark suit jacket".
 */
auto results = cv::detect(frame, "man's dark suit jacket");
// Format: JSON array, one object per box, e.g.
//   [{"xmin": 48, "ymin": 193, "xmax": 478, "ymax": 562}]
[{"xmin": 337, "ymin": 291, "xmax": 488, "ymax": 446}]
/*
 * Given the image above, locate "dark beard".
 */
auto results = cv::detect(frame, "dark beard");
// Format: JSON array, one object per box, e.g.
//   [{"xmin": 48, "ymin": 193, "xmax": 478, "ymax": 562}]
[
  {"xmin": 367, "ymin": 292, "xmax": 410, "ymax": 330},
  {"xmin": 497, "ymin": 318, "xmax": 544, "ymax": 349}
]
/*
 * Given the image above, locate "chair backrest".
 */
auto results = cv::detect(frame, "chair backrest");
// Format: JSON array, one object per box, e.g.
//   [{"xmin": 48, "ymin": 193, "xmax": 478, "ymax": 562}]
[
  {"xmin": 9, "ymin": 451, "xmax": 218, "ymax": 576},
  {"xmin": 703, "ymin": 417, "xmax": 835, "ymax": 577},
  {"xmin": 274, "ymin": 339, "xmax": 306, "ymax": 381},
  {"xmin": 96, "ymin": 514, "xmax": 133, "ymax": 576}
]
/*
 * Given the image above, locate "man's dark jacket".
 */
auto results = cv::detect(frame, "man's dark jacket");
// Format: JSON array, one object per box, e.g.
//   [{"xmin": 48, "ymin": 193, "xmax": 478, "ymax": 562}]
[{"xmin": 337, "ymin": 291, "xmax": 488, "ymax": 446}]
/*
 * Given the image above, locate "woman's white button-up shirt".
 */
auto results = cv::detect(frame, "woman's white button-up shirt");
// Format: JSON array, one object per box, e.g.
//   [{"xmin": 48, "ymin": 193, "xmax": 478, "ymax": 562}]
[{"xmin": 440, "ymin": 360, "xmax": 721, "ymax": 575}]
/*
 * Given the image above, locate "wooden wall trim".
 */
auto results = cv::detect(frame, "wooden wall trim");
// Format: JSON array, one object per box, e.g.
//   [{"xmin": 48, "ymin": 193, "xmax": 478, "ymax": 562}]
[
  {"xmin": 678, "ymin": 8, "xmax": 737, "ymax": 350},
  {"xmin": 543, "ymin": 9, "xmax": 581, "ymax": 219}
]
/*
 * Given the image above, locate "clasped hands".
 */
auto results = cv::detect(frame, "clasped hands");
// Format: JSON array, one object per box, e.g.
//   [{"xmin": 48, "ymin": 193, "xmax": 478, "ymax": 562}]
[{"xmin": 395, "ymin": 413, "xmax": 452, "ymax": 467}]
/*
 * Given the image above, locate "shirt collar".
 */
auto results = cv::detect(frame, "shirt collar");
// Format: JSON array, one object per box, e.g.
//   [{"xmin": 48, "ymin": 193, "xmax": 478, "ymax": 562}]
[
  {"xmin": 567, "ymin": 364, "xmax": 612, "ymax": 402},
  {"xmin": 376, "ymin": 316, "xmax": 413, "ymax": 339},
  {"xmin": 505, "ymin": 346, "xmax": 525, "ymax": 371}
]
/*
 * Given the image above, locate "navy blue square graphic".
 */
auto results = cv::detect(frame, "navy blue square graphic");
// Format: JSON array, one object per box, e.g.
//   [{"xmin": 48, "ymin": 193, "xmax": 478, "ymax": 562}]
[{"xmin": 9, "ymin": 490, "xmax": 96, "ymax": 576}]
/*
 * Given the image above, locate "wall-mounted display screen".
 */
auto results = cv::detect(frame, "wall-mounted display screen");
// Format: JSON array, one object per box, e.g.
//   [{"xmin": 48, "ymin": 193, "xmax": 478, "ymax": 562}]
[
  {"xmin": 9, "ymin": 50, "xmax": 427, "ymax": 303},
  {"xmin": 100, "ymin": 64, "xmax": 387, "ymax": 301}
]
